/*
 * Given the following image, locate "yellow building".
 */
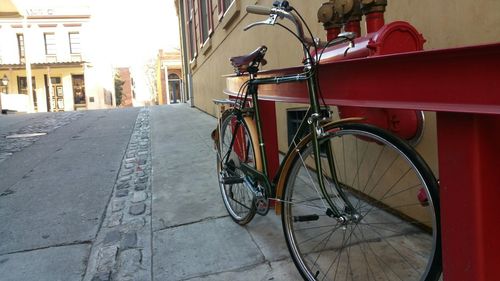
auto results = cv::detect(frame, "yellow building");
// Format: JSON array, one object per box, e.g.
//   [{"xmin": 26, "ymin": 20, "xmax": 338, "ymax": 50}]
[
  {"xmin": 175, "ymin": 0, "xmax": 500, "ymax": 171},
  {"xmin": 0, "ymin": 0, "xmax": 115, "ymax": 113},
  {"xmin": 156, "ymin": 48, "xmax": 185, "ymax": 105}
]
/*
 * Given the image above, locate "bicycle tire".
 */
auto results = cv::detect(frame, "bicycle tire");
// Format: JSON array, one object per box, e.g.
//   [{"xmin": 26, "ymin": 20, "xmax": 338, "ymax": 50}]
[
  {"xmin": 281, "ymin": 122, "xmax": 441, "ymax": 281},
  {"xmin": 217, "ymin": 109, "xmax": 261, "ymax": 225}
]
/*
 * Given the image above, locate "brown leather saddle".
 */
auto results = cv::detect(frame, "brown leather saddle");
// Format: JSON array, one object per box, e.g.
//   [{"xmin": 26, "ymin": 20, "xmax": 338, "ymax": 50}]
[{"xmin": 230, "ymin": 45, "xmax": 268, "ymax": 75}]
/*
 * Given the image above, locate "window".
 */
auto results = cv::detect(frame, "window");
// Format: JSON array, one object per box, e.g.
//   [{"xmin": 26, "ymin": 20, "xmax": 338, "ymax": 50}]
[
  {"xmin": 185, "ymin": 0, "xmax": 197, "ymax": 60},
  {"xmin": 44, "ymin": 33, "xmax": 56, "ymax": 55},
  {"xmin": 51, "ymin": 77, "xmax": 61, "ymax": 84},
  {"xmin": 287, "ymin": 108, "xmax": 330, "ymax": 146},
  {"xmin": 198, "ymin": 0, "xmax": 213, "ymax": 45},
  {"xmin": 17, "ymin": 33, "xmax": 25, "ymax": 63},
  {"xmin": 287, "ymin": 109, "xmax": 308, "ymax": 146},
  {"xmin": 17, "ymin": 76, "xmax": 28, "ymax": 95},
  {"xmin": 217, "ymin": 0, "xmax": 239, "ymax": 29},
  {"xmin": 68, "ymin": 32, "xmax": 81, "ymax": 54},
  {"xmin": 219, "ymin": 0, "xmax": 234, "ymax": 15}
]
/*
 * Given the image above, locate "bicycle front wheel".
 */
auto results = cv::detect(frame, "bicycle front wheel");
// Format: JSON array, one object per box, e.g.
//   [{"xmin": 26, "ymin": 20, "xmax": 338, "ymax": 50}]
[
  {"xmin": 217, "ymin": 110, "xmax": 260, "ymax": 225},
  {"xmin": 282, "ymin": 123, "xmax": 441, "ymax": 281}
]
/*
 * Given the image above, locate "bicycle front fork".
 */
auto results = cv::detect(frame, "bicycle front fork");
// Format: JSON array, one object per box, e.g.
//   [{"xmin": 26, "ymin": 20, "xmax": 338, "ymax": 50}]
[{"xmin": 310, "ymin": 121, "xmax": 360, "ymax": 224}]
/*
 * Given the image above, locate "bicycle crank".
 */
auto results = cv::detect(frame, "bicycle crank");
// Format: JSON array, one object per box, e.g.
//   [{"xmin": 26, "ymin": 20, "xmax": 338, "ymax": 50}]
[{"xmin": 255, "ymin": 196, "xmax": 269, "ymax": 216}]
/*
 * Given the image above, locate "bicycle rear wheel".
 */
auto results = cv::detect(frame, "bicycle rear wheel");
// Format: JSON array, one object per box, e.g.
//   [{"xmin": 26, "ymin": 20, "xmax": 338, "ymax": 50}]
[
  {"xmin": 217, "ymin": 110, "xmax": 259, "ymax": 225},
  {"xmin": 281, "ymin": 122, "xmax": 441, "ymax": 281}
]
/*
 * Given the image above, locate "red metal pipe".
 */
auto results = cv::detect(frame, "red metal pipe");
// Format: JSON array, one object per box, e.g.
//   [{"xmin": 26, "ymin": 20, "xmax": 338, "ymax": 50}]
[
  {"xmin": 365, "ymin": 11, "xmax": 385, "ymax": 33},
  {"xmin": 326, "ymin": 26, "xmax": 341, "ymax": 41},
  {"xmin": 316, "ymin": 20, "xmax": 426, "ymax": 141},
  {"xmin": 344, "ymin": 20, "xmax": 362, "ymax": 38}
]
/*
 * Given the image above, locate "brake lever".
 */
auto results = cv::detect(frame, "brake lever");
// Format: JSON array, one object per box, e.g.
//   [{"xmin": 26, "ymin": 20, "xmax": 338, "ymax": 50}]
[{"xmin": 243, "ymin": 14, "xmax": 279, "ymax": 31}]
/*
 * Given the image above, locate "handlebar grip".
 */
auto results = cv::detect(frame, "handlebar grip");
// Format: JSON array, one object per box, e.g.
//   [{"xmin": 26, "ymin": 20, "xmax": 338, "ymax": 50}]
[{"xmin": 246, "ymin": 5, "xmax": 272, "ymax": 15}]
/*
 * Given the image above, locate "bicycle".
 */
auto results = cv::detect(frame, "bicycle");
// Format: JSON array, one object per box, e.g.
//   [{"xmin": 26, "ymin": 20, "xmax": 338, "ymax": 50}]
[{"xmin": 213, "ymin": 1, "xmax": 441, "ymax": 280}]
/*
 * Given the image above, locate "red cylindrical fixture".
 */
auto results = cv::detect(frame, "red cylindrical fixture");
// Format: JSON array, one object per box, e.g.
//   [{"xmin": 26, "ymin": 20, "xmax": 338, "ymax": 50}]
[
  {"xmin": 317, "ymin": 21, "xmax": 425, "ymax": 64},
  {"xmin": 326, "ymin": 27, "xmax": 341, "ymax": 41},
  {"xmin": 316, "ymin": 20, "xmax": 426, "ymax": 142},
  {"xmin": 365, "ymin": 11, "xmax": 385, "ymax": 33},
  {"xmin": 344, "ymin": 21, "xmax": 362, "ymax": 38}
]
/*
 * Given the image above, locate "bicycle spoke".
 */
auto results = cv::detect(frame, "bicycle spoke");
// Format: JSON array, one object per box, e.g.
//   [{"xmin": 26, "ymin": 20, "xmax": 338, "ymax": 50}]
[
  {"xmin": 282, "ymin": 125, "xmax": 439, "ymax": 281},
  {"xmin": 217, "ymin": 111, "xmax": 257, "ymax": 225}
]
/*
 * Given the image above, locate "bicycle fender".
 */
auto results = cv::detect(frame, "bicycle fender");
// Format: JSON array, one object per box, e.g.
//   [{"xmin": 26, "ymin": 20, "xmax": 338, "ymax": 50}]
[{"xmin": 244, "ymin": 115, "xmax": 264, "ymax": 173}]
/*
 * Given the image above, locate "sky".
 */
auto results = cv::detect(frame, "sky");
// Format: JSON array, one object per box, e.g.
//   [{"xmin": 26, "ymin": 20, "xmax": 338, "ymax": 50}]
[
  {"xmin": 13, "ymin": 0, "xmax": 181, "ymax": 67},
  {"xmin": 88, "ymin": 0, "xmax": 180, "ymax": 67}
]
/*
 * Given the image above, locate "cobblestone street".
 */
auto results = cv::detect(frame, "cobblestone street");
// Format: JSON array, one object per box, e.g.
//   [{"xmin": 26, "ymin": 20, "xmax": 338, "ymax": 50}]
[
  {"xmin": 0, "ymin": 112, "xmax": 83, "ymax": 163},
  {"xmin": 0, "ymin": 107, "xmax": 142, "ymax": 280}
]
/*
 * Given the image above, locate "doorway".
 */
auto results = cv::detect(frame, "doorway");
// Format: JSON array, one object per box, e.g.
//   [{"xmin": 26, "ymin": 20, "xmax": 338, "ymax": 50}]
[
  {"xmin": 51, "ymin": 77, "xmax": 63, "ymax": 111},
  {"xmin": 72, "ymin": 75, "xmax": 86, "ymax": 110},
  {"xmin": 168, "ymin": 73, "xmax": 181, "ymax": 104}
]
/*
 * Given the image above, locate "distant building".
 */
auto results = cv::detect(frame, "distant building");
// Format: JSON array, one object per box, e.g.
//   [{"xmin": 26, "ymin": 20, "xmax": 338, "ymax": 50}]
[
  {"xmin": 0, "ymin": 0, "xmax": 115, "ymax": 113},
  {"xmin": 116, "ymin": 67, "xmax": 133, "ymax": 107},
  {"xmin": 156, "ymin": 48, "xmax": 184, "ymax": 105}
]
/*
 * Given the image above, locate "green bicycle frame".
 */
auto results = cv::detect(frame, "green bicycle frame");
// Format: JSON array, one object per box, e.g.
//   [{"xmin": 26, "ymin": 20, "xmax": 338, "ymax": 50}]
[{"xmin": 237, "ymin": 67, "xmax": 355, "ymax": 218}]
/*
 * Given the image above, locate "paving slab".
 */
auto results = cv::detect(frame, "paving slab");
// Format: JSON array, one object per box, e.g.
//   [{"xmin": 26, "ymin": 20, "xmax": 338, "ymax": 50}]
[
  {"xmin": 151, "ymin": 105, "xmax": 225, "ymax": 231},
  {"xmin": 245, "ymin": 214, "xmax": 291, "ymax": 262},
  {"xmin": 0, "ymin": 244, "xmax": 90, "ymax": 281},
  {"xmin": 153, "ymin": 217, "xmax": 265, "ymax": 281},
  {"xmin": 187, "ymin": 259, "xmax": 302, "ymax": 281}
]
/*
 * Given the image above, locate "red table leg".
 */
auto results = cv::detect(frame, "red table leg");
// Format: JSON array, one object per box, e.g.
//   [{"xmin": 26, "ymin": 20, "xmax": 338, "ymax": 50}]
[{"xmin": 437, "ymin": 113, "xmax": 500, "ymax": 281}]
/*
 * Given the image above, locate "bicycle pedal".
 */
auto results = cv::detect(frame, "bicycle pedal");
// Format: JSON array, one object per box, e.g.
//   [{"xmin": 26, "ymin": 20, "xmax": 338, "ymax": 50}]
[
  {"xmin": 293, "ymin": 214, "xmax": 320, "ymax": 222},
  {"xmin": 221, "ymin": 176, "xmax": 244, "ymax": 184}
]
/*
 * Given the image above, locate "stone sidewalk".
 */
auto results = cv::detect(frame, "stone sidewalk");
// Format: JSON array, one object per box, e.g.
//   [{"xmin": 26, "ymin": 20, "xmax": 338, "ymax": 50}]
[{"xmin": 149, "ymin": 104, "xmax": 301, "ymax": 281}]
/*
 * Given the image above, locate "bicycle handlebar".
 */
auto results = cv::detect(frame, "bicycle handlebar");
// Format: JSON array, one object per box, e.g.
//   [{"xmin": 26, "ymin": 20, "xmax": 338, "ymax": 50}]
[
  {"xmin": 246, "ymin": 5, "xmax": 273, "ymax": 16},
  {"xmin": 245, "ymin": 4, "xmax": 356, "ymax": 60},
  {"xmin": 245, "ymin": 5, "xmax": 307, "ymax": 46}
]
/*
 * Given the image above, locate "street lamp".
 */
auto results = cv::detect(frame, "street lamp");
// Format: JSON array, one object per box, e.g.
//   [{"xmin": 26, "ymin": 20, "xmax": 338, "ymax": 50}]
[{"xmin": 1, "ymin": 74, "xmax": 8, "ymax": 87}]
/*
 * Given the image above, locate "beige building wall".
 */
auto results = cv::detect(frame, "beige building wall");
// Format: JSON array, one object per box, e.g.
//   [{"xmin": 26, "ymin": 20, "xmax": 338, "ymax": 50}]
[
  {"xmin": 386, "ymin": 1, "xmax": 500, "ymax": 50},
  {"xmin": 184, "ymin": 0, "xmax": 500, "ymax": 175}
]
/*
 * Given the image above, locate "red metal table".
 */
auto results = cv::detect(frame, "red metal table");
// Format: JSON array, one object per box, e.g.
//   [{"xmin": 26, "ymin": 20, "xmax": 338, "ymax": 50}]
[{"xmin": 225, "ymin": 42, "xmax": 500, "ymax": 280}]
